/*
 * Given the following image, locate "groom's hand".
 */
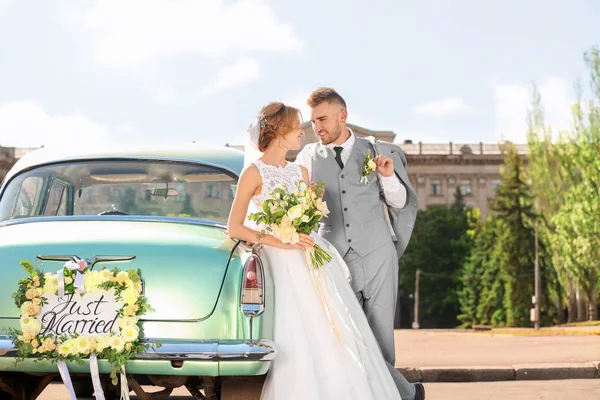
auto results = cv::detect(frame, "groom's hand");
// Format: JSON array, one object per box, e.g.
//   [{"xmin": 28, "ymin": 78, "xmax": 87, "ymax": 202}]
[{"xmin": 374, "ymin": 154, "xmax": 394, "ymax": 177}]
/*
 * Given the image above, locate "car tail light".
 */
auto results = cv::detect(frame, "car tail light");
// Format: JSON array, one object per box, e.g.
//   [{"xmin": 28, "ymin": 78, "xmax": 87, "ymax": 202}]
[
  {"xmin": 240, "ymin": 254, "xmax": 266, "ymax": 343},
  {"xmin": 240, "ymin": 255, "xmax": 264, "ymax": 309}
]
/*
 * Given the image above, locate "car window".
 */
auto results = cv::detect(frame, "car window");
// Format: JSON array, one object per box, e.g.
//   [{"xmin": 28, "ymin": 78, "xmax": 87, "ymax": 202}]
[
  {"xmin": 0, "ymin": 161, "xmax": 237, "ymax": 224},
  {"xmin": 8, "ymin": 176, "xmax": 43, "ymax": 219},
  {"xmin": 44, "ymin": 180, "xmax": 68, "ymax": 216}
]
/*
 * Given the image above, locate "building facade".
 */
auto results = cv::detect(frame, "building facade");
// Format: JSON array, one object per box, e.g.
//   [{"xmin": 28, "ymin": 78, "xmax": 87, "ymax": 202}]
[
  {"xmin": 0, "ymin": 146, "xmax": 39, "ymax": 183},
  {"xmin": 0, "ymin": 147, "xmax": 17, "ymax": 183},
  {"xmin": 400, "ymin": 141, "xmax": 528, "ymax": 217}
]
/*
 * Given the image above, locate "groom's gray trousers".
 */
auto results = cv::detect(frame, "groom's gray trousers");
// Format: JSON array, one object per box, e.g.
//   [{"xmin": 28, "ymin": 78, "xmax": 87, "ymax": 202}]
[{"xmin": 343, "ymin": 242, "xmax": 415, "ymax": 400}]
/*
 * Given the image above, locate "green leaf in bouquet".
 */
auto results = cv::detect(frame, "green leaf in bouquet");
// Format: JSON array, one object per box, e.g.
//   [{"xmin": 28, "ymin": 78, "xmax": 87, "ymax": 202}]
[
  {"xmin": 262, "ymin": 201, "xmax": 271, "ymax": 213},
  {"xmin": 274, "ymin": 209, "xmax": 286, "ymax": 219}
]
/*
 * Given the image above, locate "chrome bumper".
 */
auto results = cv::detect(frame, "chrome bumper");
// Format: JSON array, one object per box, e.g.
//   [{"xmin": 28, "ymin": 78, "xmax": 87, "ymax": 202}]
[{"xmin": 0, "ymin": 335, "xmax": 277, "ymax": 362}]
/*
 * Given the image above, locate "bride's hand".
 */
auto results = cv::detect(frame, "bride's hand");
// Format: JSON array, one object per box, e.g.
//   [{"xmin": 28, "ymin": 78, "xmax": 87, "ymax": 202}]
[
  {"xmin": 298, "ymin": 233, "xmax": 315, "ymax": 249},
  {"xmin": 279, "ymin": 234, "xmax": 314, "ymax": 250}
]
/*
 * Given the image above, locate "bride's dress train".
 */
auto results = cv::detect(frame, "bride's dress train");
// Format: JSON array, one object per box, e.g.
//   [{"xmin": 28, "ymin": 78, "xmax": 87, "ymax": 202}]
[{"xmin": 247, "ymin": 160, "xmax": 402, "ymax": 400}]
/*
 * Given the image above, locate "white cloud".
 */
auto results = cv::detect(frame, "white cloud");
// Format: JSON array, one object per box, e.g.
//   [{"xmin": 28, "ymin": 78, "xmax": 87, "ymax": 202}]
[
  {"xmin": 0, "ymin": 100, "xmax": 138, "ymax": 148},
  {"xmin": 414, "ymin": 97, "xmax": 475, "ymax": 116},
  {"xmin": 153, "ymin": 87, "xmax": 175, "ymax": 105},
  {"xmin": 0, "ymin": 0, "xmax": 13, "ymax": 17},
  {"xmin": 493, "ymin": 77, "xmax": 574, "ymax": 143},
  {"xmin": 64, "ymin": 0, "xmax": 304, "ymax": 69},
  {"xmin": 203, "ymin": 57, "xmax": 260, "ymax": 95}
]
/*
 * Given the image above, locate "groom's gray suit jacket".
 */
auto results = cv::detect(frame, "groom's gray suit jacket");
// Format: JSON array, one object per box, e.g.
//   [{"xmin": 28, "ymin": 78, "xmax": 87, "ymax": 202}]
[{"xmin": 305, "ymin": 137, "xmax": 418, "ymax": 258}]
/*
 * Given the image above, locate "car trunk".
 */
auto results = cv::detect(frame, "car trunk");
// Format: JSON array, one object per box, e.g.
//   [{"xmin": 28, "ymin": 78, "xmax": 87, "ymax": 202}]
[{"xmin": 0, "ymin": 219, "xmax": 235, "ymax": 322}]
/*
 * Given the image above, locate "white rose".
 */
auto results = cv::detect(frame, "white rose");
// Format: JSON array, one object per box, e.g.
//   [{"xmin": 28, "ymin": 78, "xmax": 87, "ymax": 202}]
[
  {"xmin": 287, "ymin": 205, "xmax": 304, "ymax": 221},
  {"xmin": 273, "ymin": 222, "xmax": 299, "ymax": 244},
  {"xmin": 367, "ymin": 159, "xmax": 377, "ymax": 170},
  {"xmin": 280, "ymin": 215, "xmax": 293, "ymax": 227},
  {"xmin": 301, "ymin": 215, "xmax": 310, "ymax": 223}
]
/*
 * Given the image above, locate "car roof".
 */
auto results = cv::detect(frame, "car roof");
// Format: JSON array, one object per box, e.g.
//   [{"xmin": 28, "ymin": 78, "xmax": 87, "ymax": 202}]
[{"xmin": 3, "ymin": 144, "xmax": 245, "ymax": 185}]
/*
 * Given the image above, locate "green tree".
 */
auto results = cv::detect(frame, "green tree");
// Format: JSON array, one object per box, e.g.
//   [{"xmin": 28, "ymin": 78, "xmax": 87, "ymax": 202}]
[
  {"xmin": 458, "ymin": 143, "xmax": 556, "ymax": 327},
  {"xmin": 457, "ymin": 215, "xmax": 502, "ymax": 327},
  {"xmin": 526, "ymin": 88, "xmax": 572, "ymax": 323},
  {"xmin": 489, "ymin": 143, "xmax": 539, "ymax": 326},
  {"xmin": 399, "ymin": 195, "xmax": 476, "ymax": 328},
  {"xmin": 529, "ymin": 46, "xmax": 600, "ymax": 321}
]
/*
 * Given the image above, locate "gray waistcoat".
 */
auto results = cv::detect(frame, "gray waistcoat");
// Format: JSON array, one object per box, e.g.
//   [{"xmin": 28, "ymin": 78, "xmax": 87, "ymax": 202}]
[{"xmin": 310, "ymin": 137, "xmax": 393, "ymax": 257}]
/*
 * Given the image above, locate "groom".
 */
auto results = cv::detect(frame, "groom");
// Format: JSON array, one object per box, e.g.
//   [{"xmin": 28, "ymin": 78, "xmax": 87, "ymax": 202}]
[{"xmin": 296, "ymin": 87, "xmax": 423, "ymax": 400}]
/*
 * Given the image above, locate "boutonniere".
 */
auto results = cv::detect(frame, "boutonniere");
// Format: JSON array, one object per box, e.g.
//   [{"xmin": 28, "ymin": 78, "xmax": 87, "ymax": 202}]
[
  {"xmin": 316, "ymin": 143, "xmax": 328, "ymax": 159},
  {"xmin": 360, "ymin": 150, "xmax": 377, "ymax": 184}
]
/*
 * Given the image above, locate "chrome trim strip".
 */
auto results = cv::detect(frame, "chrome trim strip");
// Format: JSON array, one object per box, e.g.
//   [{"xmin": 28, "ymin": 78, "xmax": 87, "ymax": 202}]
[
  {"xmin": 36, "ymin": 255, "xmax": 136, "ymax": 270},
  {"xmin": 0, "ymin": 215, "xmax": 227, "ymax": 229},
  {"xmin": 0, "ymin": 336, "xmax": 276, "ymax": 362}
]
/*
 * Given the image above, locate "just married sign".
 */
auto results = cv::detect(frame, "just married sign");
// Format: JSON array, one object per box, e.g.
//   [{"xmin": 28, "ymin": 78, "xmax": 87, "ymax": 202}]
[
  {"xmin": 10, "ymin": 259, "xmax": 159, "ymax": 400},
  {"xmin": 39, "ymin": 291, "xmax": 122, "ymax": 337}
]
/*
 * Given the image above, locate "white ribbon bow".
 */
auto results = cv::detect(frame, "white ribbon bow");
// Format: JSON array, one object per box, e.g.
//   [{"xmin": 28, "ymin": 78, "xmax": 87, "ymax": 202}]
[{"xmin": 57, "ymin": 259, "xmax": 87, "ymax": 297}]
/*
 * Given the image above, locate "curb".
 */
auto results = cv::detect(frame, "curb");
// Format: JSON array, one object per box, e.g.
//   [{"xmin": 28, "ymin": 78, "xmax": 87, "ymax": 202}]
[{"xmin": 397, "ymin": 362, "xmax": 600, "ymax": 383}]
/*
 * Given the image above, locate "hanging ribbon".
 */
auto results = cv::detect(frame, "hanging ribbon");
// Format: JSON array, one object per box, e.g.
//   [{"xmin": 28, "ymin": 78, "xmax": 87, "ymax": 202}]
[
  {"xmin": 57, "ymin": 259, "xmax": 87, "ymax": 297},
  {"xmin": 57, "ymin": 361, "xmax": 77, "ymax": 400},
  {"xmin": 90, "ymin": 353, "xmax": 106, "ymax": 400},
  {"xmin": 120, "ymin": 366, "xmax": 131, "ymax": 400}
]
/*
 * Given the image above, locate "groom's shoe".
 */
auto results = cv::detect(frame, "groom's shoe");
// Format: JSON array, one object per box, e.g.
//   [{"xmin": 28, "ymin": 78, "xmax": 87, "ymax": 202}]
[{"xmin": 414, "ymin": 382, "xmax": 425, "ymax": 400}]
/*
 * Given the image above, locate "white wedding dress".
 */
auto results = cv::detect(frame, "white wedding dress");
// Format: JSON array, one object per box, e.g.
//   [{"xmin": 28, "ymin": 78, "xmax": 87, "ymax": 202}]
[{"xmin": 246, "ymin": 160, "xmax": 402, "ymax": 400}]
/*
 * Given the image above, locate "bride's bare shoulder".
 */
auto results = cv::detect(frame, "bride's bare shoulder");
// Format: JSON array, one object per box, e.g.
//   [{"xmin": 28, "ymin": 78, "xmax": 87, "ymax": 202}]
[{"xmin": 240, "ymin": 164, "xmax": 261, "ymax": 181}]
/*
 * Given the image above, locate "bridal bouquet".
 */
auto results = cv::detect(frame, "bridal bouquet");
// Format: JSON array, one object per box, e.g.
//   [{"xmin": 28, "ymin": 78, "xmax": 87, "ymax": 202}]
[{"xmin": 248, "ymin": 180, "xmax": 332, "ymax": 269}]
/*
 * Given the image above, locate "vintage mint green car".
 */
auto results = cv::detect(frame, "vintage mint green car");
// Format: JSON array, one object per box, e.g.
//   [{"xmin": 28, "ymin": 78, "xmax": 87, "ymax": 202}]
[{"xmin": 0, "ymin": 145, "xmax": 275, "ymax": 400}]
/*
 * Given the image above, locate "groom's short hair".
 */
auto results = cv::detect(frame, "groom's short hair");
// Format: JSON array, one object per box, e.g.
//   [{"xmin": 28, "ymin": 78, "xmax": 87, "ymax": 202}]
[{"xmin": 307, "ymin": 87, "xmax": 347, "ymax": 109}]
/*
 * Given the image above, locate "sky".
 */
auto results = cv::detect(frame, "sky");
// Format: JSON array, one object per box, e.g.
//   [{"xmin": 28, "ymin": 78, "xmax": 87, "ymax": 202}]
[{"xmin": 0, "ymin": 0, "xmax": 598, "ymax": 149}]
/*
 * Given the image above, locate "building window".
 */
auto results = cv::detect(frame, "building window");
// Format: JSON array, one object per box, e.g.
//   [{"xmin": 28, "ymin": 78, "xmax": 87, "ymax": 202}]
[
  {"xmin": 430, "ymin": 180, "xmax": 442, "ymax": 195},
  {"xmin": 460, "ymin": 179, "xmax": 472, "ymax": 196}
]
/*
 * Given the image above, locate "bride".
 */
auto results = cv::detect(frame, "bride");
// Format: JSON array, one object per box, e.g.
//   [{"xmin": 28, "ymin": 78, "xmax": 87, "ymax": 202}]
[{"xmin": 227, "ymin": 102, "xmax": 404, "ymax": 399}]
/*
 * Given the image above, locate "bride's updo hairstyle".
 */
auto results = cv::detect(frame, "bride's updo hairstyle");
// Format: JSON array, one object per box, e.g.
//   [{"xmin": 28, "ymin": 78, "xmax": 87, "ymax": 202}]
[{"xmin": 256, "ymin": 102, "xmax": 301, "ymax": 152}]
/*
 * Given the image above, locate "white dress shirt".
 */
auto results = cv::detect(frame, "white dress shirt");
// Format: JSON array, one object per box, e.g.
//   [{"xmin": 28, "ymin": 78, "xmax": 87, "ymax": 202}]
[{"xmin": 296, "ymin": 128, "xmax": 407, "ymax": 208}]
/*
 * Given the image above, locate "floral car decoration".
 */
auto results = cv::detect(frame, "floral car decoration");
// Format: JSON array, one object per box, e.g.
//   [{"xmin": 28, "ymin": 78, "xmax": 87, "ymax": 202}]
[{"xmin": 9, "ymin": 259, "xmax": 158, "ymax": 385}]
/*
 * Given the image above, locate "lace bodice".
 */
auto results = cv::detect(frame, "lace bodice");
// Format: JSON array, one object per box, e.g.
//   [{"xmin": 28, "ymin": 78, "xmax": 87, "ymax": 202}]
[
  {"xmin": 251, "ymin": 160, "xmax": 304, "ymax": 204},
  {"xmin": 245, "ymin": 160, "xmax": 304, "ymax": 231}
]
